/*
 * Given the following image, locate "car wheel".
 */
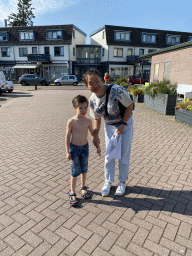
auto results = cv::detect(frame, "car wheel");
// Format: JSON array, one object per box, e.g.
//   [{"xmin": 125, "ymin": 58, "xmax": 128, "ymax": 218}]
[
  {"xmin": 8, "ymin": 89, "xmax": 13, "ymax": 93},
  {"xmin": 73, "ymin": 82, "xmax": 77, "ymax": 86},
  {"xmin": 21, "ymin": 81, "xmax": 27, "ymax": 86},
  {"xmin": 56, "ymin": 82, "xmax": 61, "ymax": 86},
  {"xmin": 41, "ymin": 81, "xmax": 47, "ymax": 86}
]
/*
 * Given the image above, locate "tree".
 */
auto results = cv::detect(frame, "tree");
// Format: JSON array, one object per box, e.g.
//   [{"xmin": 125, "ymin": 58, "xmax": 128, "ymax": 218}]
[{"xmin": 8, "ymin": 0, "xmax": 35, "ymax": 27}]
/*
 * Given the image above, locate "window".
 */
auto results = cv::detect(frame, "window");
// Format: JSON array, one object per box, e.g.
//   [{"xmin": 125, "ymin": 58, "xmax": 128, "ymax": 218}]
[
  {"xmin": 164, "ymin": 62, "xmax": 172, "ymax": 80},
  {"xmin": 127, "ymin": 48, "xmax": 133, "ymax": 56},
  {"xmin": 114, "ymin": 31, "xmax": 131, "ymax": 41},
  {"xmin": 32, "ymin": 47, "xmax": 37, "ymax": 54},
  {"xmin": 141, "ymin": 33, "xmax": 156, "ymax": 43},
  {"xmin": 73, "ymin": 30, "xmax": 75, "ymax": 39},
  {"xmin": 139, "ymin": 49, "xmax": 144, "ymax": 55},
  {"xmin": 102, "ymin": 48, "xmax": 105, "ymax": 56},
  {"xmin": 47, "ymin": 30, "xmax": 63, "ymax": 40},
  {"xmin": 188, "ymin": 36, "xmax": 192, "ymax": 41},
  {"xmin": 102, "ymin": 31, "xmax": 105, "ymax": 39},
  {"xmin": 54, "ymin": 46, "xmax": 64, "ymax": 56},
  {"xmin": 1, "ymin": 47, "xmax": 10, "ymax": 57},
  {"xmin": 19, "ymin": 32, "xmax": 34, "ymax": 40},
  {"xmin": 166, "ymin": 35, "xmax": 180, "ymax": 44},
  {"xmin": 0, "ymin": 32, "xmax": 8, "ymax": 41},
  {"xmin": 113, "ymin": 48, "xmax": 123, "ymax": 57},
  {"xmin": 154, "ymin": 63, "xmax": 159, "ymax": 79},
  {"xmin": 19, "ymin": 48, "xmax": 28, "ymax": 57},
  {"xmin": 73, "ymin": 47, "xmax": 75, "ymax": 56},
  {"xmin": 44, "ymin": 47, "xmax": 49, "ymax": 55}
]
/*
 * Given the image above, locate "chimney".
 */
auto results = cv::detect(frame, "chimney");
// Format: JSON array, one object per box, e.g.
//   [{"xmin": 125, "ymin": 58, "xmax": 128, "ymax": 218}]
[{"xmin": 4, "ymin": 19, "xmax": 7, "ymax": 27}]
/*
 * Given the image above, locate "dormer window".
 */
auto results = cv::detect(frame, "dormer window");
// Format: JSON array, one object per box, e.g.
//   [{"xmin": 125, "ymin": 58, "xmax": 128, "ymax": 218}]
[
  {"xmin": 47, "ymin": 30, "xmax": 63, "ymax": 40},
  {"xmin": 19, "ymin": 31, "xmax": 35, "ymax": 40},
  {"xmin": 188, "ymin": 36, "xmax": 192, "ymax": 41},
  {"xmin": 141, "ymin": 33, "xmax": 156, "ymax": 43},
  {"xmin": 114, "ymin": 31, "xmax": 131, "ymax": 41},
  {"xmin": 166, "ymin": 35, "xmax": 180, "ymax": 44},
  {"xmin": 0, "ymin": 32, "xmax": 8, "ymax": 41}
]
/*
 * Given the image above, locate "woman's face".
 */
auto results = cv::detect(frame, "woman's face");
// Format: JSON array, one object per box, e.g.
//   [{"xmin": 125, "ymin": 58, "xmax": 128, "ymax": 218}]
[{"xmin": 86, "ymin": 74, "xmax": 105, "ymax": 97}]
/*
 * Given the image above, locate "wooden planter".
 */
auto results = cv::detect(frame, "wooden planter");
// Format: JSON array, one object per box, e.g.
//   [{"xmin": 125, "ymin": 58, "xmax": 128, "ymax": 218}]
[
  {"xmin": 133, "ymin": 95, "xmax": 144, "ymax": 103},
  {"xmin": 144, "ymin": 94, "xmax": 177, "ymax": 115},
  {"xmin": 175, "ymin": 108, "xmax": 192, "ymax": 127}
]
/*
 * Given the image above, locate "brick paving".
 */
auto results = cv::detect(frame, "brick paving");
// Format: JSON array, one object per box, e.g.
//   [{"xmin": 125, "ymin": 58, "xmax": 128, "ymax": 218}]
[{"xmin": 0, "ymin": 87, "xmax": 192, "ymax": 256}]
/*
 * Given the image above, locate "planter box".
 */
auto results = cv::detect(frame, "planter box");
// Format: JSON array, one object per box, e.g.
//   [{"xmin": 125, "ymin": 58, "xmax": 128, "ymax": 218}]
[
  {"xmin": 175, "ymin": 108, "xmax": 192, "ymax": 127},
  {"xmin": 133, "ymin": 95, "xmax": 144, "ymax": 103},
  {"xmin": 144, "ymin": 94, "xmax": 177, "ymax": 115}
]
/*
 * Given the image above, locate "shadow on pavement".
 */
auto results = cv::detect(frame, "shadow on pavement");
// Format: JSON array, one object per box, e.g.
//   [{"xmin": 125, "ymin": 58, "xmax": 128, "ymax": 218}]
[
  {"xmin": 0, "ymin": 91, "xmax": 33, "ymax": 106},
  {"xmin": 78, "ymin": 185, "xmax": 192, "ymax": 216}
]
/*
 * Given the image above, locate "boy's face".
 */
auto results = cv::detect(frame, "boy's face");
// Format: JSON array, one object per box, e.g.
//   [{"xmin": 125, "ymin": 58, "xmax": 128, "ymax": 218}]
[{"xmin": 74, "ymin": 102, "xmax": 88, "ymax": 117}]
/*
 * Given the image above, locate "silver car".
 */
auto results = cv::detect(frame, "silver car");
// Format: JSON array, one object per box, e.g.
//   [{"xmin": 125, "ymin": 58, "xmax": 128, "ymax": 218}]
[{"xmin": 54, "ymin": 75, "xmax": 78, "ymax": 86}]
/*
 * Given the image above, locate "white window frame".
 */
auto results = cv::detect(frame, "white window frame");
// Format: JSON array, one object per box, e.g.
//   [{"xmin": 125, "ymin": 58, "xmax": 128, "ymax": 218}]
[
  {"xmin": 114, "ymin": 31, "xmax": 131, "ymax": 42},
  {"xmin": 113, "ymin": 48, "xmax": 123, "ymax": 57},
  {"xmin": 166, "ymin": 35, "xmax": 181, "ymax": 45},
  {"xmin": 141, "ymin": 33, "xmax": 157, "ymax": 43},
  {"xmin": 19, "ymin": 32, "xmax": 34, "ymax": 40},
  {"xmin": 1, "ymin": 47, "xmax": 10, "ymax": 57}
]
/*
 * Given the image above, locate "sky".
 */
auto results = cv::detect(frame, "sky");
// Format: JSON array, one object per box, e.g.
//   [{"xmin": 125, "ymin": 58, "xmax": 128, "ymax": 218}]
[{"xmin": 0, "ymin": 0, "xmax": 192, "ymax": 44}]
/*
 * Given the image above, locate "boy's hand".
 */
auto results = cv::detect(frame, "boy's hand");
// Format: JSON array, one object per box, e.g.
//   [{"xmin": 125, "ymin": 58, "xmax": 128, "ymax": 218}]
[
  {"xmin": 97, "ymin": 146, "xmax": 101, "ymax": 157},
  {"xmin": 67, "ymin": 152, "xmax": 73, "ymax": 161}
]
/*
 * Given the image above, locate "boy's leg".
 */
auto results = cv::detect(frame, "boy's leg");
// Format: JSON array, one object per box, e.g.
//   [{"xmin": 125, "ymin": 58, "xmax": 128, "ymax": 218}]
[
  {"xmin": 80, "ymin": 172, "xmax": 87, "ymax": 194},
  {"xmin": 69, "ymin": 176, "xmax": 78, "ymax": 205}
]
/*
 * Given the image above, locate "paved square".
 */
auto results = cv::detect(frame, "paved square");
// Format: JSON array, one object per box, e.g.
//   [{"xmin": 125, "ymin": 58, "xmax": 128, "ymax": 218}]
[{"xmin": 0, "ymin": 88, "xmax": 192, "ymax": 255}]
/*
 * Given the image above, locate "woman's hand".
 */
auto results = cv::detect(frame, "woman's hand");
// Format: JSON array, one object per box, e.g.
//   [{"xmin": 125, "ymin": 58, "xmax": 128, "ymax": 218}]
[
  {"xmin": 93, "ymin": 134, "xmax": 100, "ymax": 148},
  {"xmin": 116, "ymin": 124, "xmax": 125, "ymax": 134}
]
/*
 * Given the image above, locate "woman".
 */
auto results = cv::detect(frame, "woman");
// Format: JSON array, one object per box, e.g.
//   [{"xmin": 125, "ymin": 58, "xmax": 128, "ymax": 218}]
[{"xmin": 84, "ymin": 69, "xmax": 134, "ymax": 196}]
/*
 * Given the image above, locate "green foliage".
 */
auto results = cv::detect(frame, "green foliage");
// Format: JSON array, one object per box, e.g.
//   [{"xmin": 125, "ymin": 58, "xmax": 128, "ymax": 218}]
[
  {"xmin": 176, "ymin": 97, "xmax": 192, "ymax": 112},
  {"xmin": 144, "ymin": 78, "xmax": 177, "ymax": 96},
  {"xmin": 8, "ymin": 0, "xmax": 35, "ymax": 27},
  {"xmin": 114, "ymin": 77, "xmax": 127, "ymax": 86},
  {"xmin": 129, "ymin": 85, "xmax": 144, "ymax": 96}
]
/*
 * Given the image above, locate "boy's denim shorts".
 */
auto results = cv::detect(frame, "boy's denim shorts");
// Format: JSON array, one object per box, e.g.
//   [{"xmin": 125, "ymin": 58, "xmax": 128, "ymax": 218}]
[{"xmin": 70, "ymin": 143, "xmax": 89, "ymax": 177}]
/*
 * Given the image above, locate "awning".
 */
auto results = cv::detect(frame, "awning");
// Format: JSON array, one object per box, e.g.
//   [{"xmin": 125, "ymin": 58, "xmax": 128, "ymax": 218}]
[{"xmin": 13, "ymin": 64, "xmax": 38, "ymax": 69}]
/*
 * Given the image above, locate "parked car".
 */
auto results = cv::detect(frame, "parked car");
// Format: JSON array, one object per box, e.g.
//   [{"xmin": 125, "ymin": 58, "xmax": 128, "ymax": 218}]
[
  {"xmin": 18, "ymin": 74, "xmax": 51, "ymax": 86},
  {"xmin": 0, "ymin": 71, "xmax": 7, "ymax": 95},
  {"xmin": 5, "ymin": 80, "xmax": 15, "ymax": 92},
  {"xmin": 54, "ymin": 75, "xmax": 78, "ymax": 86},
  {"xmin": 127, "ymin": 75, "xmax": 148, "ymax": 85}
]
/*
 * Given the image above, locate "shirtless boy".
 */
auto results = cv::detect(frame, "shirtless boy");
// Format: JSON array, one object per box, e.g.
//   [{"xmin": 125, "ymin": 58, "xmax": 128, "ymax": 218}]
[{"xmin": 65, "ymin": 95, "xmax": 101, "ymax": 206}]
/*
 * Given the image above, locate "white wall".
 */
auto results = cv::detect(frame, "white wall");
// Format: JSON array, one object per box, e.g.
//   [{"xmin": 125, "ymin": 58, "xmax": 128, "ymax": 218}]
[
  {"xmin": 91, "ymin": 29, "xmax": 109, "ymax": 62},
  {"xmin": 70, "ymin": 29, "xmax": 86, "ymax": 62}
]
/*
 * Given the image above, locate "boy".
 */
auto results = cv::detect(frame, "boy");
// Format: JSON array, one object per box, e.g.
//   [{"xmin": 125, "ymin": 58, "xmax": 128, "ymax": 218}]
[{"xmin": 65, "ymin": 95, "xmax": 101, "ymax": 206}]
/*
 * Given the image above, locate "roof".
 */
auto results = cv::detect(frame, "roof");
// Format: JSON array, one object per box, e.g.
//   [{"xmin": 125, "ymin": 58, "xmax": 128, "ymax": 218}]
[
  {"xmin": 140, "ymin": 40, "xmax": 192, "ymax": 60},
  {"xmin": 90, "ymin": 25, "xmax": 192, "ymax": 48},
  {"xmin": 0, "ymin": 24, "xmax": 86, "ymax": 46}
]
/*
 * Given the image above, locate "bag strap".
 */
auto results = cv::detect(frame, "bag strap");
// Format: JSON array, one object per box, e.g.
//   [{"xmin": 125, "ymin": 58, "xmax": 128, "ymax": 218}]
[{"xmin": 105, "ymin": 84, "xmax": 113, "ymax": 116}]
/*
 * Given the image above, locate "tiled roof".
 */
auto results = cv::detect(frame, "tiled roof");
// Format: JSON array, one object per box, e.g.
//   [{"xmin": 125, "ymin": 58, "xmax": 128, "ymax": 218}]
[
  {"xmin": 140, "ymin": 40, "xmax": 192, "ymax": 59},
  {"xmin": 93, "ymin": 25, "xmax": 192, "ymax": 48},
  {"xmin": 0, "ymin": 24, "xmax": 86, "ymax": 46}
]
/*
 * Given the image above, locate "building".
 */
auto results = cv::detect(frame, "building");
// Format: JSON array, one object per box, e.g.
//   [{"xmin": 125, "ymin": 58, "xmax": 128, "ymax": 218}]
[
  {"xmin": 140, "ymin": 40, "xmax": 192, "ymax": 92},
  {"xmin": 0, "ymin": 24, "xmax": 86, "ymax": 80},
  {"xmin": 89, "ymin": 25, "xmax": 192, "ymax": 80}
]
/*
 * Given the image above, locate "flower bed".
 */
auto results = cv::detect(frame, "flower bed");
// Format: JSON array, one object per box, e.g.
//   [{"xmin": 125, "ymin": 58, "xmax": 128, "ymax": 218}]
[{"xmin": 175, "ymin": 97, "xmax": 192, "ymax": 127}]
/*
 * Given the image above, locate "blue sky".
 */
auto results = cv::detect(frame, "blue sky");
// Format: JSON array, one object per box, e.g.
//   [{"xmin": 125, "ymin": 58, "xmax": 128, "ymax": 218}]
[{"xmin": 0, "ymin": 0, "xmax": 192, "ymax": 43}]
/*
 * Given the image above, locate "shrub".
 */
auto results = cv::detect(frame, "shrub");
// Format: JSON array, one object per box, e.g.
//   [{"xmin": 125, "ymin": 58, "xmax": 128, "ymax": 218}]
[
  {"xmin": 129, "ymin": 85, "xmax": 144, "ymax": 96},
  {"xmin": 144, "ymin": 78, "xmax": 177, "ymax": 96},
  {"xmin": 176, "ymin": 97, "xmax": 192, "ymax": 112},
  {"xmin": 114, "ymin": 77, "xmax": 127, "ymax": 85}
]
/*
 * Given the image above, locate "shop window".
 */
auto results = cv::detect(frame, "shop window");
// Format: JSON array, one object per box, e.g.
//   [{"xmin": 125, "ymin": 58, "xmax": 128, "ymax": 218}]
[
  {"xmin": 1, "ymin": 47, "xmax": 10, "ymax": 57},
  {"xmin": 19, "ymin": 48, "xmax": 28, "ymax": 57},
  {"xmin": 54, "ymin": 46, "xmax": 64, "ymax": 56}
]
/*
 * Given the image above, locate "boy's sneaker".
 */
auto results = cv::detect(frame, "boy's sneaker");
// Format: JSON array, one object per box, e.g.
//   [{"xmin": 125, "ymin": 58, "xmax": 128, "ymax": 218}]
[
  {"xmin": 115, "ymin": 182, "xmax": 126, "ymax": 196},
  {"xmin": 101, "ymin": 183, "xmax": 111, "ymax": 197}
]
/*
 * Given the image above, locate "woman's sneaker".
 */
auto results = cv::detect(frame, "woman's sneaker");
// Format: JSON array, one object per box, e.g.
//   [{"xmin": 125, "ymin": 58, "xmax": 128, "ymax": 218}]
[
  {"xmin": 101, "ymin": 183, "xmax": 111, "ymax": 197},
  {"xmin": 115, "ymin": 182, "xmax": 126, "ymax": 196}
]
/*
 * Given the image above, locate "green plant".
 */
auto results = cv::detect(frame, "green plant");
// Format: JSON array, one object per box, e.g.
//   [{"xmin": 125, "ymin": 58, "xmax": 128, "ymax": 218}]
[
  {"xmin": 114, "ymin": 77, "xmax": 127, "ymax": 85},
  {"xmin": 176, "ymin": 97, "xmax": 192, "ymax": 112},
  {"xmin": 129, "ymin": 85, "xmax": 144, "ymax": 96},
  {"xmin": 144, "ymin": 78, "xmax": 177, "ymax": 96}
]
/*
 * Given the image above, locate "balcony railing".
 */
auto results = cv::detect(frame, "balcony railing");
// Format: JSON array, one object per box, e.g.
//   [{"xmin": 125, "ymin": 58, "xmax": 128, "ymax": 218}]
[
  {"xmin": 27, "ymin": 54, "xmax": 51, "ymax": 62},
  {"xmin": 76, "ymin": 58, "xmax": 101, "ymax": 64},
  {"xmin": 127, "ymin": 55, "xmax": 150, "ymax": 65}
]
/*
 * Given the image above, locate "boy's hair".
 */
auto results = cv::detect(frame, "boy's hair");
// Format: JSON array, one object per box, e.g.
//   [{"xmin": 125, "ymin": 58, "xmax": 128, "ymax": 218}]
[
  {"xmin": 83, "ymin": 68, "xmax": 103, "ymax": 86},
  {"xmin": 72, "ymin": 95, "xmax": 89, "ymax": 109}
]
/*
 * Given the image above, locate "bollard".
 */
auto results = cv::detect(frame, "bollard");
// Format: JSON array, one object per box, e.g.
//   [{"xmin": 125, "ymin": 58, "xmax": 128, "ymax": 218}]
[{"xmin": 35, "ymin": 83, "xmax": 37, "ymax": 90}]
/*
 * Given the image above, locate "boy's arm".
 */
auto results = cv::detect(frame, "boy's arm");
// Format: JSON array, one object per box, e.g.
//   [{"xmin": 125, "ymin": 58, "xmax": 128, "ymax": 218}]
[{"xmin": 65, "ymin": 119, "xmax": 72, "ymax": 160}]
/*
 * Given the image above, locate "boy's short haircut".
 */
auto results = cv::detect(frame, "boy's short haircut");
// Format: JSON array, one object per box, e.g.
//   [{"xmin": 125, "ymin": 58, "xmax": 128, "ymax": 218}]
[
  {"xmin": 72, "ymin": 95, "xmax": 89, "ymax": 109},
  {"xmin": 83, "ymin": 68, "xmax": 103, "ymax": 86}
]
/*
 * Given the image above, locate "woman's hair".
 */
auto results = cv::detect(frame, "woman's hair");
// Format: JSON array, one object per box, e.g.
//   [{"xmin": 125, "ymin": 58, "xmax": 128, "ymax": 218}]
[
  {"xmin": 72, "ymin": 95, "xmax": 89, "ymax": 109},
  {"xmin": 83, "ymin": 68, "xmax": 103, "ymax": 85}
]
